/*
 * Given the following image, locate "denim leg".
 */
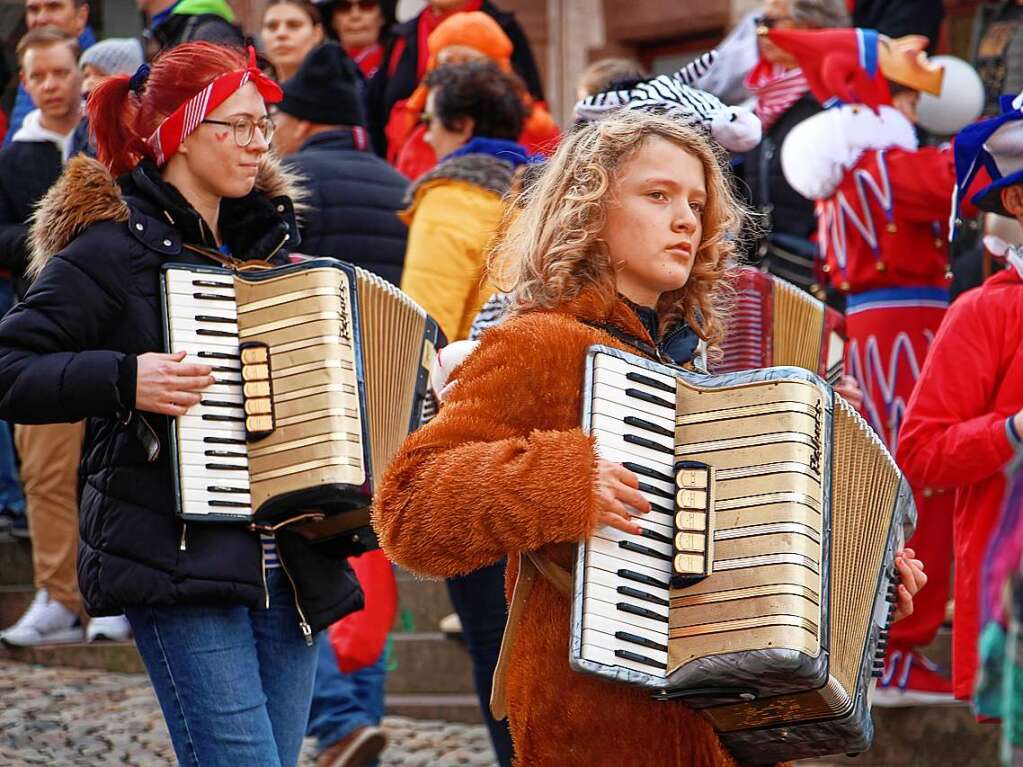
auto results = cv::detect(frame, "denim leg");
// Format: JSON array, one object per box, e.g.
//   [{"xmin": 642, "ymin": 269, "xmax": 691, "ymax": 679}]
[
  {"xmin": 125, "ymin": 603, "xmax": 283, "ymax": 767},
  {"xmin": 0, "ymin": 419, "xmax": 25, "ymax": 513},
  {"xmin": 0, "ymin": 279, "xmax": 24, "ymax": 515},
  {"xmin": 446, "ymin": 561, "xmax": 514, "ymax": 767},
  {"xmin": 307, "ymin": 633, "xmax": 386, "ymax": 751},
  {"xmin": 252, "ymin": 567, "xmax": 320, "ymax": 767}
]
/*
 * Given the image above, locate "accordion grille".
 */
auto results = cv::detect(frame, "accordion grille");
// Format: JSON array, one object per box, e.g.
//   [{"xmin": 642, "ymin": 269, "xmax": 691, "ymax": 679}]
[
  {"xmin": 669, "ymin": 378, "xmax": 827, "ymax": 673},
  {"xmin": 772, "ymin": 277, "xmax": 825, "ymax": 376},
  {"xmin": 705, "ymin": 398, "xmax": 902, "ymax": 731},
  {"xmin": 234, "ymin": 266, "xmax": 366, "ymax": 513},
  {"xmin": 355, "ymin": 268, "xmax": 430, "ymax": 487},
  {"xmin": 714, "ymin": 270, "xmax": 770, "ymax": 374}
]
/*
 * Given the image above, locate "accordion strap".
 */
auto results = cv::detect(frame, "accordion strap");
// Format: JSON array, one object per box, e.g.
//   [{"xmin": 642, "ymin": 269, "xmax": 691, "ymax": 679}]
[{"xmin": 490, "ymin": 551, "xmax": 572, "ymax": 720}]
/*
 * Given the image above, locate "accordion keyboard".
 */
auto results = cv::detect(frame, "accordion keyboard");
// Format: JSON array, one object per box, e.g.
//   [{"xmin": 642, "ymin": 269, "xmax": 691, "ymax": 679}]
[
  {"xmin": 580, "ymin": 352, "xmax": 680, "ymax": 677},
  {"xmin": 164, "ymin": 268, "xmax": 252, "ymax": 520}
]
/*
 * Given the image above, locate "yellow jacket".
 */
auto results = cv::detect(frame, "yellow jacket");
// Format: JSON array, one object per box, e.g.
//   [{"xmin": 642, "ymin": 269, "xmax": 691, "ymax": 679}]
[{"xmin": 399, "ymin": 154, "xmax": 514, "ymax": 342}]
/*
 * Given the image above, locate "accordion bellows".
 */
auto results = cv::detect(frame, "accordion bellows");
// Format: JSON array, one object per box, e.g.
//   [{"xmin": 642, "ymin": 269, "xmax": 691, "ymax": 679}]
[
  {"xmin": 572, "ymin": 345, "xmax": 915, "ymax": 763},
  {"xmin": 713, "ymin": 267, "xmax": 845, "ymax": 385},
  {"xmin": 161, "ymin": 258, "xmax": 439, "ymax": 550}
]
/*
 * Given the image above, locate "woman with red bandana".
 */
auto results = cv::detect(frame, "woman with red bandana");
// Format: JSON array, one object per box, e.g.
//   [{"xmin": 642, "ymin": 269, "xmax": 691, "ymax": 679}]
[
  {"xmin": 365, "ymin": 0, "xmax": 544, "ymax": 160},
  {"xmin": 0, "ymin": 43, "xmax": 364, "ymax": 765}
]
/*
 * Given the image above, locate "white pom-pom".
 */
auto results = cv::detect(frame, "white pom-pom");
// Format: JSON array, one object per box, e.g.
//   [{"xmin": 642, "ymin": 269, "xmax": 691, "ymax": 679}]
[
  {"xmin": 429, "ymin": 340, "xmax": 480, "ymax": 402},
  {"xmin": 709, "ymin": 107, "xmax": 762, "ymax": 153}
]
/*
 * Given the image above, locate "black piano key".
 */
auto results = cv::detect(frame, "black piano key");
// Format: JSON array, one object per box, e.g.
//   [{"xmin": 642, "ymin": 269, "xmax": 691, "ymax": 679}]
[
  {"xmin": 210, "ymin": 366, "xmax": 238, "ymax": 373},
  {"xmin": 625, "ymin": 388, "xmax": 674, "ymax": 411},
  {"xmin": 622, "ymin": 461, "xmax": 674, "ymax": 485},
  {"xmin": 198, "ymin": 351, "xmax": 240, "ymax": 361},
  {"xmin": 624, "ymin": 434, "xmax": 674, "ymax": 455},
  {"xmin": 209, "ymin": 500, "xmax": 251, "ymax": 508},
  {"xmin": 202, "ymin": 414, "xmax": 245, "ymax": 422},
  {"xmin": 201, "ymin": 399, "xmax": 240, "ymax": 409},
  {"xmin": 204, "ymin": 463, "xmax": 247, "ymax": 471},
  {"xmin": 617, "ymin": 585, "xmax": 669, "ymax": 607},
  {"xmin": 204, "ymin": 450, "xmax": 247, "ymax": 458},
  {"xmin": 619, "ymin": 540, "xmax": 671, "ymax": 562},
  {"xmin": 213, "ymin": 377, "xmax": 242, "ymax": 386},
  {"xmin": 617, "ymin": 602, "xmax": 669, "ymax": 623},
  {"xmin": 207, "ymin": 485, "xmax": 248, "ymax": 494},
  {"xmin": 615, "ymin": 630, "xmax": 668, "ymax": 653},
  {"xmin": 196, "ymin": 329, "xmax": 237, "ymax": 338},
  {"xmin": 192, "ymin": 279, "xmax": 233, "ymax": 288},
  {"xmin": 625, "ymin": 371, "xmax": 675, "ymax": 394},
  {"xmin": 614, "ymin": 648, "xmax": 663, "ymax": 670},
  {"xmin": 639, "ymin": 528, "xmax": 673, "ymax": 546},
  {"xmin": 204, "ymin": 436, "xmax": 247, "ymax": 445},
  {"xmin": 193, "ymin": 292, "xmax": 234, "ymax": 301},
  {"xmin": 636, "ymin": 481, "xmax": 673, "ymax": 501},
  {"xmin": 623, "ymin": 415, "xmax": 674, "ymax": 439},
  {"xmin": 194, "ymin": 315, "xmax": 236, "ymax": 324},
  {"xmin": 617, "ymin": 568, "xmax": 669, "ymax": 590}
]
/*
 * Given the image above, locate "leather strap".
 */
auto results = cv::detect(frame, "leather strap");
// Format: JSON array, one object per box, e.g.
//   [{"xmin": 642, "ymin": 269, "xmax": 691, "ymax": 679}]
[{"xmin": 490, "ymin": 551, "xmax": 573, "ymax": 720}]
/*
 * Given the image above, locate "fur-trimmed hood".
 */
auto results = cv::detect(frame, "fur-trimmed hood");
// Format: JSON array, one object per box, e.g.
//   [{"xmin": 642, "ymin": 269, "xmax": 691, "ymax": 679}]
[
  {"xmin": 29, "ymin": 153, "xmax": 307, "ymax": 278},
  {"xmin": 402, "ymin": 153, "xmax": 515, "ymax": 210}
]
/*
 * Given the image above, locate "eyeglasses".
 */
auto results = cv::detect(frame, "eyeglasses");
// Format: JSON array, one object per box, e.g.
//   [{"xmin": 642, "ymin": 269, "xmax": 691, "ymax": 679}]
[
  {"xmin": 336, "ymin": 0, "xmax": 379, "ymax": 12},
  {"xmin": 754, "ymin": 13, "xmax": 795, "ymax": 29},
  {"xmin": 201, "ymin": 115, "xmax": 276, "ymax": 147}
]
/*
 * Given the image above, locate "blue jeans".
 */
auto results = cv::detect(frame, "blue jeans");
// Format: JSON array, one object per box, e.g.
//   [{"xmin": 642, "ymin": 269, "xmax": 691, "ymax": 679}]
[
  {"xmin": 125, "ymin": 568, "xmax": 318, "ymax": 767},
  {"xmin": 447, "ymin": 561, "xmax": 514, "ymax": 767},
  {"xmin": 0, "ymin": 279, "xmax": 23, "ymax": 514},
  {"xmin": 307, "ymin": 634, "xmax": 386, "ymax": 760}
]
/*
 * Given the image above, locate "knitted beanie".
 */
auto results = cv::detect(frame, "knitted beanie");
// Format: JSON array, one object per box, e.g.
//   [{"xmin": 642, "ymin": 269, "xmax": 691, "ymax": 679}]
[{"xmin": 79, "ymin": 38, "xmax": 144, "ymax": 77}]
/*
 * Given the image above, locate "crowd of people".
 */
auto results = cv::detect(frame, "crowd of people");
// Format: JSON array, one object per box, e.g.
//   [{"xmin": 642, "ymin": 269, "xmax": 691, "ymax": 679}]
[{"xmin": 1, "ymin": 0, "xmax": 1023, "ymax": 765}]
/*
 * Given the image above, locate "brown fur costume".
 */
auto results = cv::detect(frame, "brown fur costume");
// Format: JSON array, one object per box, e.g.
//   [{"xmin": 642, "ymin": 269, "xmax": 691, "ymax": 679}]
[{"xmin": 374, "ymin": 290, "xmax": 759, "ymax": 767}]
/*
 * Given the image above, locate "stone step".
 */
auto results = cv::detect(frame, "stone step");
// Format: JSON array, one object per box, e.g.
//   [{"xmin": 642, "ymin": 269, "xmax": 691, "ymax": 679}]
[
  {"xmin": 0, "ymin": 628, "xmax": 476, "ymax": 695},
  {"xmin": 385, "ymin": 694, "xmax": 483, "ymax": 725},
  {"xmin": 0, "ymin": 586, "xmax": 32, "ymax": 628},
  {"xmin": 393, "ymin": 574, "xmax": 454, "ymax": 634},
  {"xmin": 0, "ymin": 535, "xmax": 32, "ymax": 587},
  {"xmin": 796, "ymin": 702, "xmax": 999, "ymax": 767}
]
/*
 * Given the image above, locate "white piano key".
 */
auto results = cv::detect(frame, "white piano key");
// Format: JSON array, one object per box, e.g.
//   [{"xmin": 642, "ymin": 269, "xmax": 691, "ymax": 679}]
[
  {"xmin": 580, "ymin": 641, "xmax": 666, "ymax": 677},
  {"xmin": 594, "ymin": 525, "xmax": 674, "ymax": 559},
  {"xmin": 180, "ymin": 501, "xmax": 251, "ymax": 520},
  {"xmin": 591, "ymin": 384, "xmax": 674, "ymax": 422},
  {"xmin": 585, "ymin": 581, "xmax": 670, "ymax": 619},
  {"xmin": 581, "ymin": 628, "xmax": 668, "ymax": 666},
  {"xmin": 585, "ymin": 547, "xmax": 670, "ymax": 586},
  {"xmin": 592, "ymin": 429, "xmax": 676, "ymax": 470},
  {"xmin": 588, "ymin": 535, "xmax": 672, "ymax": 577},
  {"xmin": 582, "ymin": 595, "xmax": 669, "ymax": 636},
  {"xmin": 592, "ymin": 367, "xmax": 676, "ymax": 404},
  {"xmin": 592, "ymin": 353, "xmax": 677, "ymax": 391},
  {"xmin": 581, "ymin": 609, "xmax": 668, "ymax": 646}
]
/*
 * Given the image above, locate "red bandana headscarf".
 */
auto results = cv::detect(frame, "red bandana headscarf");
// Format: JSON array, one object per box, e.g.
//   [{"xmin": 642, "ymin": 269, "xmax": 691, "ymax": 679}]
[{"xmin": 146, "ymin": 46, "xmax": 283, "ymax": 167}]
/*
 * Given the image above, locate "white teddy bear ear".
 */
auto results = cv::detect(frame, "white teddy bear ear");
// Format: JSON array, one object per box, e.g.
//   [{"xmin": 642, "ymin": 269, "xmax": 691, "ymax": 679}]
[{"xmin": 709, "ymin": 107, "xmax": 762, "ymax": 153}]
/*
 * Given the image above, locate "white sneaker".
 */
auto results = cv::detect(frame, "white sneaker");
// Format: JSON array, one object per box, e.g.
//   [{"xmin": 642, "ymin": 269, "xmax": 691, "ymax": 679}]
[
  {"xmin": 438, "ymin": 611, "xmax": 463, "ymax": 637},
  {"xmin": 0, "ymin": 588, "xmax": 84, "ymax": 646},
  {"xmin": 86, "ymin": 614, "xmax": 132, "ymax": 642}
]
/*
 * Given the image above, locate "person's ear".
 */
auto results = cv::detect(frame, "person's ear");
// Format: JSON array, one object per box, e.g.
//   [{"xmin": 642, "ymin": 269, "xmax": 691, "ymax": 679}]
[
  {"xmin": 313, "ymin": 24, "xmax": 324, "ymax": 44},
  {"xmin": 456, "ymin": 115, "xmax": 474, "ymax": 143},
  {"xmin": 295, "ymin": 119, "xmax": 315, "ymax": 142},
  {"xmin": 75, "ymin": 3, "xmax": 89, "ymax": 34},
  {"xmin": 1001, "ymin": 185, "xmax": 1023, "ymax": 218}
]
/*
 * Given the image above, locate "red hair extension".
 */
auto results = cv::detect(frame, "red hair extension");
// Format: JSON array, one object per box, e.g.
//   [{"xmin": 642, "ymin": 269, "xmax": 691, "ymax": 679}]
[{"xmin": 88, "ymin": 43, "xmax": 249, "ymax": 176}]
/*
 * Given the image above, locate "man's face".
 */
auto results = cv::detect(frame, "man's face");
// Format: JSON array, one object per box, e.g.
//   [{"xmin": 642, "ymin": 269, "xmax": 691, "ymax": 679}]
[
  {"xmin": 25, "ymin": 0, "xmax": 88, "ymax": 35},
  {"xmin": 21, "ymin": 42, "xmax": 83, "ymax": 124},
  {"xmin": 270, "ymin": 109, "xmax": 304, "ymax": 156},
  {"xmin": 758, "ymin": 0, "xmax": 802, "ymax": 66}
]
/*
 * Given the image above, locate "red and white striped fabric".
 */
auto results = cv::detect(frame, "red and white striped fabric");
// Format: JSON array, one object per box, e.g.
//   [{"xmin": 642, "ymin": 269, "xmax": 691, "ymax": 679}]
[
  {"xmin": 744, "ymin": 59, "xmax": 810, "ymax": 131},
  {"xmin": 146, "ymin": 46, "xmax": 282, "ymax": 167}
]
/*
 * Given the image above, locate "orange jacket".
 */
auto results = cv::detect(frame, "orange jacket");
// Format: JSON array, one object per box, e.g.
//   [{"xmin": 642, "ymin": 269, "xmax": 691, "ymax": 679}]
[{"xmin": 373, "ymin": 290, "xmax": 741, "ymax": 766}]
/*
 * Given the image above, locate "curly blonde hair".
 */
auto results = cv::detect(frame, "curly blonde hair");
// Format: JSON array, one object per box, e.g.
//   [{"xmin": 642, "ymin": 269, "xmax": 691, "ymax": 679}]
[{"xmin": 490, "ymin": 111, "xmax": 748, "ymax": 346}]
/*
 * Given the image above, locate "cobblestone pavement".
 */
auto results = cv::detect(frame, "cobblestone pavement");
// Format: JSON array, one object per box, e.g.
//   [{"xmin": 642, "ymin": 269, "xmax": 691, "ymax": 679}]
[{"xmin": 0, "ymin": 660, "xmax": 497, "ymax": 767}]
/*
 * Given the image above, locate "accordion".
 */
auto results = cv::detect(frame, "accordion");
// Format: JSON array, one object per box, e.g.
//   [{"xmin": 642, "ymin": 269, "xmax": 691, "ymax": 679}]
[
  {"xmin": 713, "ymin": 267, "xmax": 846, "ymax": 385},
  {"xmin": 160, "ymin": 259, "xmax": 439, "ymax": 550},
  {"xmin": 572, "ymin": 345, "xmax": 915, "ymax": 763}
]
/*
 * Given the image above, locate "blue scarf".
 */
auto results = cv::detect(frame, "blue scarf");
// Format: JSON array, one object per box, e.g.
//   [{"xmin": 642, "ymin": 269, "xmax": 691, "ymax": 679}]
[{"xmin": 445, "ymin": 137, "xmax": 540, "ymax": 167}]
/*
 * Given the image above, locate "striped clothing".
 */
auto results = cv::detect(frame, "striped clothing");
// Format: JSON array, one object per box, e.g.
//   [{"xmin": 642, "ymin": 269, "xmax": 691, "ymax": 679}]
[{"xmin": 261, "ymin": 534, "xmax": 280, "ymax": 569}]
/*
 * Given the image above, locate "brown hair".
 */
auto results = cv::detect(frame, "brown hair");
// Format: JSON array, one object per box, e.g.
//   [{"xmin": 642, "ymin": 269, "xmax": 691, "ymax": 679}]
[
  {"xmin": 491, "ymin": 111, "xmax": 748, "ymax": 347},
  {"xmin": 17, "ymin": 26, "xmax": 79, "ymax": 67},
  {"xmin": 263, "ymin": 0, "xmax": 323, "ymax": 28},
  {"xmin": 577, "ymin": 57, "xmax": 647, "ymax": 99}
]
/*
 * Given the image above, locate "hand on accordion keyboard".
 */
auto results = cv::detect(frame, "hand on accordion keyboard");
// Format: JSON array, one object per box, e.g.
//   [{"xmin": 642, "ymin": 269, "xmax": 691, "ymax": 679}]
[
  {"xmin": 594, "ymin": 459, "xmax": 651, "ymax": 536},
  {"xmin": 891, "ymin": 547, "xmax": 927, "ymax": 623},
  {"xmin": 135, "ymin": 351, "xmax": 216, "ymax": 416},
  {"xmin": 834, "ymin": 375, "xmax": 864, "ymax": 411}
]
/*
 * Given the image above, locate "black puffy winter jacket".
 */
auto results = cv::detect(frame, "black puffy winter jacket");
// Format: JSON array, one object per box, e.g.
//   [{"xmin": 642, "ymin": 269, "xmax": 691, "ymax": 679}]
[{"xmin": 0, "ymin": 156, "xmax": 363, "ymax": 634}]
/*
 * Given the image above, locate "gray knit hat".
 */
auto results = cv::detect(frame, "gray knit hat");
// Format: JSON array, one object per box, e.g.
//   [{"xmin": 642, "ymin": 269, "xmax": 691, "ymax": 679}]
[{"xmin": 79, "ymin": 38, "xmax": 144, "ymax": 77}]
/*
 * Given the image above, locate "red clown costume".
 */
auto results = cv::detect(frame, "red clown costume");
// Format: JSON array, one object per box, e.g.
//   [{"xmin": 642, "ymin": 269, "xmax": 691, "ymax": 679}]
[{"xmin": 770, "ymin": 27, "xmax": 957, "ymax": 702}]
